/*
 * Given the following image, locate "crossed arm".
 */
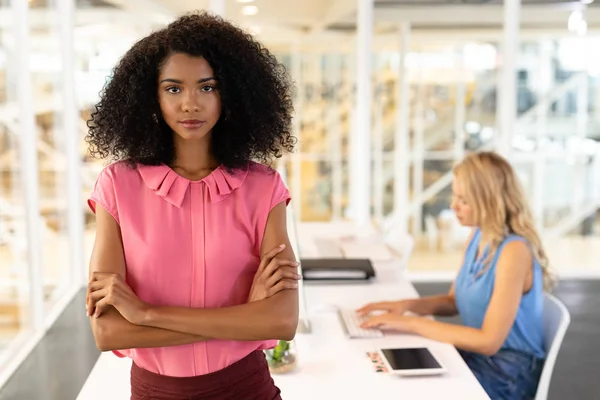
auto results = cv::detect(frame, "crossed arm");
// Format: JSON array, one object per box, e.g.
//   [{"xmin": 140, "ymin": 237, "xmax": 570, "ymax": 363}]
[{"xmin": 87, "ymin": 202, "xmax": 299, "ymax": 351}]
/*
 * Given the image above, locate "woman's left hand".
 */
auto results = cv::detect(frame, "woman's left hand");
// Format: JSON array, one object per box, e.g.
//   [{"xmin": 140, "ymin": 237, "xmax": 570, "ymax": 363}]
[
  {"xmin": 87, "ymin": 272, "xmax": 149, "ymax": 324},
  {"xmin": 360, "ymin": 313, "xmax": 415, "ymax": 332}
]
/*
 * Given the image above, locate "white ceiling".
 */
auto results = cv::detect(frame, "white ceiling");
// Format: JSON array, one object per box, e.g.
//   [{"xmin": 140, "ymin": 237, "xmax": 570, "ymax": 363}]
[
  {"xmin": 96, "ymin": 0, "xmax": 600, "ymax": 36},
  {"xmin": 370, "ymin": 3, "xmax": 599, "ymax": 26},
  {"xmin": 101, "ymin": 0, "xmax": 354, "ymax": 31},
  {"xmin": 4, "ymin": 0, "xmax": 600, "ymax": 51}
]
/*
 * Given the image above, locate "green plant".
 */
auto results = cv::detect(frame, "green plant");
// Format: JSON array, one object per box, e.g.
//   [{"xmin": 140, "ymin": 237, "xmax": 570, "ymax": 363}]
[
  {"xmin": 265, "ymin": 340, "xmax": 297, "ymax": 374},
  {"xmin": 269, "ymin": 340, "xmax": 290, "ymax": 363}
]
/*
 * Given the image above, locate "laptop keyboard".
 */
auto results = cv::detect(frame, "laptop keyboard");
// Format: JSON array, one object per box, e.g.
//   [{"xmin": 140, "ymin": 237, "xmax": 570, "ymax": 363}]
[{"xmin": 338, "ymin": 309, "xmax": 384, "ymax": 338}]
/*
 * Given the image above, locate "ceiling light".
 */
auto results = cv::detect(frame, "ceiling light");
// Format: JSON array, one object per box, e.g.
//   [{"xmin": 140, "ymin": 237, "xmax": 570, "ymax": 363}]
[
  {"xmin": 581, "ymin": 0, "xmax": 594, "ymax": 4},
  {"xmin": 242, "ymin": 5, "xmax": 258, "ymax": 15},
  {"xmin": 237, "ymin": 0, "xmax": 255, "ymax": 3}
]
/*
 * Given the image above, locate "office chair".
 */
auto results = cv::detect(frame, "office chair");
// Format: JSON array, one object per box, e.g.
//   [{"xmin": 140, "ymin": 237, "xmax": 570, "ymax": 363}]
[{"xmin": 535, "ymin": 293, "xmax": 571, "ymax": 400}]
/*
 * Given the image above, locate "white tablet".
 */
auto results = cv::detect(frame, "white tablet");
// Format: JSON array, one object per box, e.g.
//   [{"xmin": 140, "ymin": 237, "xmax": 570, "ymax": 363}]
[{"xmin": 378, "ymin": 347, "xmax": 446, "ymax": 376}]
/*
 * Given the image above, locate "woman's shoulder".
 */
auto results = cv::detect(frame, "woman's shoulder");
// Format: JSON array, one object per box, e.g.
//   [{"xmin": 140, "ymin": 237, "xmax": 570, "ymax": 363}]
[
  {"xmin": 246, "ymin": 161, "xmax": 276, "ymax": 174},
  {"xmin": 94, "ymin": 160, "xmax": 144, "ymax": 190},
  {"xmin": 238, "ymin": 162, "xmax": 290, "ymax": 206},
  {"xmin": 89, "ymin": 161, "xmax": 144, "ymax": 221},
  {"xmin": 97, "ymin": 160, "xmax": 136, "ymax": 176},
  {"xmin": 500, "ymin": 232, "xmax": 531, "ymax": 250},
  {"xmin": 243, "ymin": 161, "xmax": 282, "ymax": 184}
]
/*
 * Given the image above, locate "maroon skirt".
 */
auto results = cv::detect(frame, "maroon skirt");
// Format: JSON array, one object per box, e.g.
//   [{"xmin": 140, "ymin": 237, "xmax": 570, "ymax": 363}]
[{"xmin": 130, "ymin": 351, "xmax": 282, "ymax": 400}]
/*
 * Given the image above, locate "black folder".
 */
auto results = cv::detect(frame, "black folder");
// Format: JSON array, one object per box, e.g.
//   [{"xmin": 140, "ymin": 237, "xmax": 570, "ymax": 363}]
[{"xmin": 299, "ymin": 258, "xmax": 376, "ymax": 281}]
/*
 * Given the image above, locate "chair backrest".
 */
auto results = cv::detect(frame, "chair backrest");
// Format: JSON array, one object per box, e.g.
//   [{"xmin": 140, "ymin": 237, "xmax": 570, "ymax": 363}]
[{"xmin": 535, "ymin": 293, "xmax": 571, "ymax": 400}]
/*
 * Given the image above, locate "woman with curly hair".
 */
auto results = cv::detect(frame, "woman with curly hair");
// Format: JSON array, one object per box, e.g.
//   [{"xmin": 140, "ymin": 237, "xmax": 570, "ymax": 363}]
[
  {"xmin": 85, "ymin": 12, "xmax": 299, "ymax": 400},
  {"xmin": 358, "ymin": 151, "xmax": 551, "ymax": 400}
]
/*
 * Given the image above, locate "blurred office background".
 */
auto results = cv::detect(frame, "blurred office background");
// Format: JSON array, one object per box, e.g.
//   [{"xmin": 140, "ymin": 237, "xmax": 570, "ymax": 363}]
[{"xmin": 1, "ymin": 0, "xmax": 600, "ymax": 394}]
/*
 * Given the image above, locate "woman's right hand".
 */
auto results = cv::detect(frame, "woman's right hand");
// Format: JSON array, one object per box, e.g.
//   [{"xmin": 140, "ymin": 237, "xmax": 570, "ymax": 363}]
[
  {"xmin": 247, "ymin": 244, "xmax": 301, "ymax": 303},
  {"xmin": 356, "ymin": 300, "xmax": 410, "ymax": 317}
]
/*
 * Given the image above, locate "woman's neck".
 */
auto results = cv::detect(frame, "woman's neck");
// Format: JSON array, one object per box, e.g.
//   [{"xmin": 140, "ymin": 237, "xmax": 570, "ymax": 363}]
[
  {"xmin": 478, "ymin": 229, "xmax": 494, "ymax": 247},
  {"xmin": 171, "ymin": 136, "xmax": 218, "ymax": 180},
  {"xmin": 479, "ymin": 226, "xmax": 509, "ymax": 247}
]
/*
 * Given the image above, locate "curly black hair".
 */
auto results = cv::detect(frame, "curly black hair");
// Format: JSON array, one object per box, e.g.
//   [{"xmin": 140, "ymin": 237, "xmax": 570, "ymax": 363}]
[{"xmin": 86, "ymin": 11, "xmax": 296, "ymax": 169}]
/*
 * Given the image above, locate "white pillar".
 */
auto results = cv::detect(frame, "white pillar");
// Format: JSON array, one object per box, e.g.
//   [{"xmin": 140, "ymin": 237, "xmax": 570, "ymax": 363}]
[
  {"xmin": 373, "ymin": 55, "xmax": 384, "ymax": 222},
  {"xmin": 537, "ymin": 40, "xmax": 554, "ymax": 97},
  {"xmin": 412, "ymin": 93, "xmax": 425, "ymax": 235},
  {"xmin": 496, "ymin": 0, "xmax": 520, "ymax": 158},
  {"xmin": 576, "ymin": 73, "xmax": 589, "ymax": 139},
  {"xmin": 350, "ymin": 0, "xmax": 373, "ymax": 226},
  {"xmin": 13, "ymin": 0, "xmax": 44, "ymax": 330},
  {"xmin": 58, "ymin": 0, "xmax": 86, "ymax": 287},
  {"xmin": 533, "ymin": 102, "xmax": 546, "ymax": 232},
  {"xmin": 327, "ymin": 55, "xmax": 343, "ymax": 221},
  {"xmin": 393, "ymin": 23, "xmax": 410, "ymax": 234},
  {"xmin": 532, "ymin": 40, "xmax": 553, "ymax": 233},
  {"xmin": 454, "ymin": 47, "xmax": 466, "ymax": 162},
  {"xmin": 210, "ymin": 0, "xmax": 225, "ymax": 16},
  {"xmin": 291, "ymin": 42, "xmax": 303, "ymax": 221},
  {"xmin": 573, "ymin": 73, "xmax": 589, "ymax": 211}
]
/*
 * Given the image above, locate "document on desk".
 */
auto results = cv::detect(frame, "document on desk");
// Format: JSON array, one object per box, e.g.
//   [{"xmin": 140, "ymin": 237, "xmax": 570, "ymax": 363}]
[
  {"xmin": 300, "ymin": 258, "xmax": 376, "ymax": 281},
  {"xmin": 303, "ymin": 270, "xmax": 369, "ymax": 280}
]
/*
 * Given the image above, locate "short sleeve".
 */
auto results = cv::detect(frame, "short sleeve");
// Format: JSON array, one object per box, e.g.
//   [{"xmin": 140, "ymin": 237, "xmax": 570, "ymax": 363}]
[
  {"xmin": 269, "ymin": 171, "xmax": 291, "ymax": 210},
  {"xmin": 88, "ymin": 167, "xmax": 120, "ymax": 224}
]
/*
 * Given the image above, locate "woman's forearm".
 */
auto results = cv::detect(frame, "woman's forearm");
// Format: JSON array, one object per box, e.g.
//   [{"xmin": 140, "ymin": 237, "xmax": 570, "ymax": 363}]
[
  {"xmin": 91, "ymin": 307, "xmax": 209, "ymax": 352},
  {"xmin": 406, "ymin": 317, "xmax": 497, "ymax": 355},
  {"xmin": 141, "ymin": 290, "xmax": 298, "ymax": 341},
  {"xmin": 405, "ymin": 295, "xmax": 458, "ymax": 316}
]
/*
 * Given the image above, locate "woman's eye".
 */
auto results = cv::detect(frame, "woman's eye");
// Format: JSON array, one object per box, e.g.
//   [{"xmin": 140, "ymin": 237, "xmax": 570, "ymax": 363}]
[
  {"xmin": 201, "ymin": 85, "xmax": 215, "ymax": 92},
  {"xmin": 166, "ymin": 86, "xmax": 180, "ymax": 94}
]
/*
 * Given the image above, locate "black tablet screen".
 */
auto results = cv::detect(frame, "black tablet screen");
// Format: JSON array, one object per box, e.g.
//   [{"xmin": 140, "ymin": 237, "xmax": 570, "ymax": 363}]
[{"xmin": 381, "ymin": 347, "xmax": 442, "ymax": 370}]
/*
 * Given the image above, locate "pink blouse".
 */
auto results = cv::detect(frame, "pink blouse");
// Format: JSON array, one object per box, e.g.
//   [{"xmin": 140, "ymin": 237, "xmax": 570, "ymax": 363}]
[{"xmin": 88, "ymin": 161, "xmax": 291, "ymax": 377}]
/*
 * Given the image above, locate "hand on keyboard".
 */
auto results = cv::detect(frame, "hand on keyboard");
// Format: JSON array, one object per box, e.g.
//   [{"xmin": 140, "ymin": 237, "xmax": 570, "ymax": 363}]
[{"xmin": 338, "ymin": 309, "xmax": 383, "ymax": 338}]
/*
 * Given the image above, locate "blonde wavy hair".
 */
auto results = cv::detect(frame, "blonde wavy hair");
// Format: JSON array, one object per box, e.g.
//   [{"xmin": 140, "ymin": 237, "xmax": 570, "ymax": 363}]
[{"xmin": 453, "ymin": 151, "xmax": 555, "ymax": 290}]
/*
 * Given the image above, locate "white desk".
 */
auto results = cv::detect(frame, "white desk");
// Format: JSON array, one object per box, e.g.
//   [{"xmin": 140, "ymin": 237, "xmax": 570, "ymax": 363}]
[
  {"xmin": 76, "ymin": 261, "xmax": 488, "ymax": 400},
  {"xmin": 275, "ymin": 261, "xmax": 489, "ymax": 399}
]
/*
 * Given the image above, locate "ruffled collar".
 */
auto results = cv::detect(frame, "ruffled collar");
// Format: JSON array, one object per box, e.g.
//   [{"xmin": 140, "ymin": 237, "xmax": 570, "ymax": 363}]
[{"xmin": 137, "ymin": 163, "xmax": 248, "ymax": 207}]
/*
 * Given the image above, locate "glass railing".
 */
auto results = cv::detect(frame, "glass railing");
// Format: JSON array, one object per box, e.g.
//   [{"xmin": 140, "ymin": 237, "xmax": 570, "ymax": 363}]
[{"xmin": 0, "ymin": 0, "xmax": 34, "ymax": 374}]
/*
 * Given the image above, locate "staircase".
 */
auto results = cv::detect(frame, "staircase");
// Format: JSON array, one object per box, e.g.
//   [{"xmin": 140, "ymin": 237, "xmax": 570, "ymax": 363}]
[
  {"xmin": 276, "ymin": 55, "xmax": 597, "ymax": 242},
  {"xmin": 545, "ymin": 200, "xmax": 600, "ymax": 240},
  {"xmin": 379, "ymin": 71, "xmax": 599, "ymax": 238}
]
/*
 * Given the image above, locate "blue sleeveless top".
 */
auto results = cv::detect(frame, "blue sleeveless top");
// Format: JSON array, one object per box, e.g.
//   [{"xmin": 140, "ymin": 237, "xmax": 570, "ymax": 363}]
[{"xmin": 454, "ymin": 229, "xmax": 546, "ymax": 359}]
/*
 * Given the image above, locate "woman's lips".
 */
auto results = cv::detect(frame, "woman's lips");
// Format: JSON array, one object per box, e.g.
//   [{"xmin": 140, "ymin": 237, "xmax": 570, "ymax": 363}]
[{"xmin": 180, "ymin": 120, "xmax": 205, "ymax": 129}]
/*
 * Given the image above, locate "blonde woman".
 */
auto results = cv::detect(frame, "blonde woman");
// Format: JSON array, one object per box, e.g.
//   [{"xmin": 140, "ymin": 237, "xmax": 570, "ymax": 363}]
[{"xmin": 358, "ymin": 151, "xmax": 551, "ymax": 400}]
